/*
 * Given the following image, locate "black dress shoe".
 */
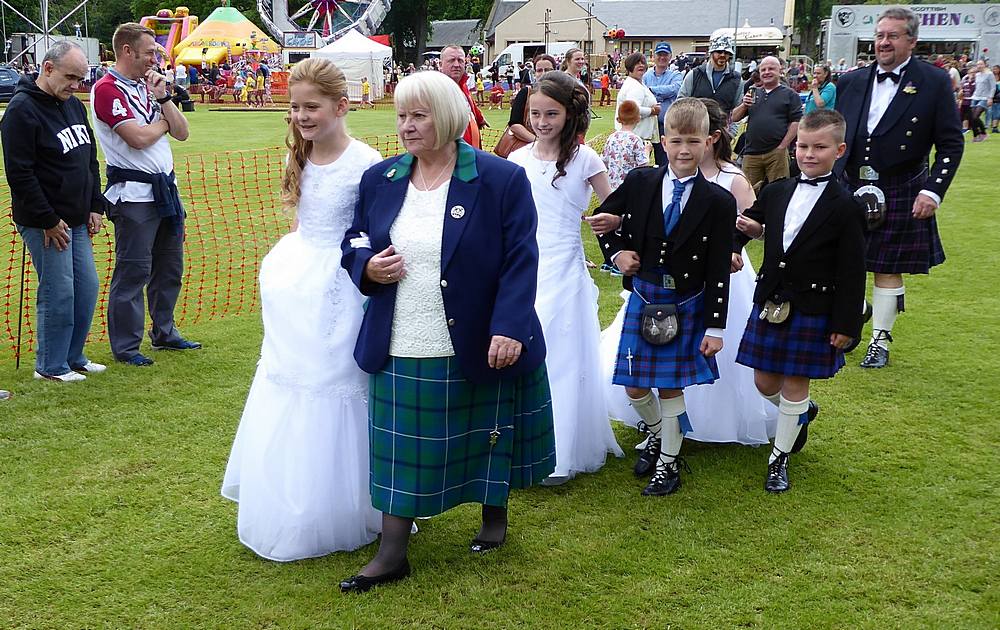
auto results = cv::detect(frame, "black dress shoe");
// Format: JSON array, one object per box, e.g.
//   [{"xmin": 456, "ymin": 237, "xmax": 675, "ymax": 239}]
[
  {"xmin": 470, "ymin": 536, "xmax": 506, "ymax": 553},
  {"xmin": 860, "ymin": 343, "xmax": 889, "ymax": 368},
  {"xmin": 764, "ymin": 453, "xmax": 790, "ymax": 493},
  {"xmin": 339, "ymin": 559, "xmax": 411, "ymax": 593},
  {"xmin": 789, "ymin": 400, "xmax": 819, "ymax": 454},
  {"xmin": 633, "ymin": 435, "xmax": 661, "ymax": 477},
  {"xmin": 641, "ymin": 458, "xmax": 687, "ymax": 496}
]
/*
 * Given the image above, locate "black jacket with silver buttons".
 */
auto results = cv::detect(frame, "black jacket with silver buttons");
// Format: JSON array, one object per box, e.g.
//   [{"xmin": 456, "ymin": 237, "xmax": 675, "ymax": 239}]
[
  {"xmin": 734, "ymin": 177, "xmax": 867, "ymax": 339},
  {"xmin": 596, "ymin": 166, "xmax": 736, "ymax": 330}
]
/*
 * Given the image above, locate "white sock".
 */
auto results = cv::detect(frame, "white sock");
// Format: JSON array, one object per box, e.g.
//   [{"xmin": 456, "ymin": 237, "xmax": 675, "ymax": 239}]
[
  {"xmin": 761, "ymin": 391, "xmax": 781, "ymax": 408},
  {"xmin": 657, "ymin": 395, "xmax": 686, "ymax": 466},
  {"xmin": 772, "ymin": 395, "xmax": 810, "ymax": 463},
  {"xmin": 871, "ymin": 286, "xmax": 904, "ymax": 349},
  {"xmin": 628, "ymin": 391, "xmax": 661, "ymax": 437}
]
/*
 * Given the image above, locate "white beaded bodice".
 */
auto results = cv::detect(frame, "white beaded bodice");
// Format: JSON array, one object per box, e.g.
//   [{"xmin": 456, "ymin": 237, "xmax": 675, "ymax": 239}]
[
  {"xmin": 388, "ymin": 181, "xmax": 455, "ymax": 357},
  {"xmin": 295, "ymin": 141, "xmax": 379, "ymax": 247}
]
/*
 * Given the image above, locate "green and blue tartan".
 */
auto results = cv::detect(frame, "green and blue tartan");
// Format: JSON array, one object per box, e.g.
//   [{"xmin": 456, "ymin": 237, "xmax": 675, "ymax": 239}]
[
  {"xmin": 384, "ymin": 139, "xmax": 479, "ymax": 182},
  {"xmin": 368, "ymin": 356, "xmax": 555, "ymax": 518}
]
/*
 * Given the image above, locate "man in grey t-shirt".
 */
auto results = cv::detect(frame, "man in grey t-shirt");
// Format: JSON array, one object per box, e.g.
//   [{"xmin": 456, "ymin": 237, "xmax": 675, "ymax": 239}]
[{"xmin": 732, "ymin": 56, "xmax": 802, "ymax": 191}]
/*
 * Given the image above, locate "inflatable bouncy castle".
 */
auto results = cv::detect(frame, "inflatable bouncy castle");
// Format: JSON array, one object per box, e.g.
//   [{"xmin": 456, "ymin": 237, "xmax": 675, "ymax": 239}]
[
  {"xmin": 172, "ymin": 6, "xmax": 281, "ymax": 67},
  {"xmin": 139, "ymin": 6, "xmax": 199, "ymax": 65}
]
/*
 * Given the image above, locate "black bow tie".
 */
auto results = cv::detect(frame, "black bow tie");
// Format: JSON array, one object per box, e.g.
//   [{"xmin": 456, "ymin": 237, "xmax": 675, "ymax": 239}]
[
  {"xmin": 798, "ymin": 174, "xmax": 834, "ymax": 186},
  {"xmin": 877, "ymin": 71, "xmax": 900, "ymax": 84}
]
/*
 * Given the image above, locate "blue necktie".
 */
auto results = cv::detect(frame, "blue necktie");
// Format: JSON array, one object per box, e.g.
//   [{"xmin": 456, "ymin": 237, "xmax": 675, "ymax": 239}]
[{"xmin": 663, "ymin": 177, "xmax": 690, "ymax": 237}]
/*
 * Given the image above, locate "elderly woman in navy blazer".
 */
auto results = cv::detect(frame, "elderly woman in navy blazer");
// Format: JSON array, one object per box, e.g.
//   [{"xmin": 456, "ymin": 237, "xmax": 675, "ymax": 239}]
[{"xmin": 339, "ymin": 71, "xmax": 556, "ymax": 593}]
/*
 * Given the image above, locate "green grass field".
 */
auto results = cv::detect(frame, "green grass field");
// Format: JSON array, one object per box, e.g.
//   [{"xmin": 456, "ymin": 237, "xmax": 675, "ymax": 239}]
[{"xmin": 0, "ymin": 106, "xmax": 997, "ymax": 628}]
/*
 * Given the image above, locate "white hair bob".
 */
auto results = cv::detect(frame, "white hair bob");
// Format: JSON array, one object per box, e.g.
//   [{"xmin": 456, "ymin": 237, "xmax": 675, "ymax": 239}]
[{"xmin": 394, "ymin": 71, "xmax": 472, "ymax": 150}]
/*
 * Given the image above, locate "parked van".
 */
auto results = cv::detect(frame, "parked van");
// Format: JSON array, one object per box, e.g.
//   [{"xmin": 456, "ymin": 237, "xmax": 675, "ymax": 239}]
[{"xmin": 491, "ymin": 41, "xmax": 578, "ymax": 80}]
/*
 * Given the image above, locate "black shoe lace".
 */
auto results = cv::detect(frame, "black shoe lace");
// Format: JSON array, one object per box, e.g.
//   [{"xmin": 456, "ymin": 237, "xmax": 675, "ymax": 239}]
[
  {"xmin": 641, "ymin": 436, "xmax": 661, "ymax": 458},
  {"xmin": 636, "ymin": 420, "xmax": 649, "ymax": 435},
  {"xmin": 869, "ymin": 329, "xmax": 893, "ymax": 350},
  {"xmin": 653, "ymin": 455, "xmax": 691, "ymax": 481},
  {"xmin": 863, "ymin": 342, "xmax": 883, "ymax": 363},
  {"xmin": 767, "ymin": 453, "xmax": 788, "ymax": 478},
  {"xmin": 673, "ymin": 455, "xmax": 692, "ymax": 474}
]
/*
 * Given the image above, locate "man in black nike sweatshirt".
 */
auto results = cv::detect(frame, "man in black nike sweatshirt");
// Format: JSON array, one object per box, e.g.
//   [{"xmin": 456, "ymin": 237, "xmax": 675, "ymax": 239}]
[{"xmin": 1, "ymin": 40, "xmax": 107, "ymax": 382}]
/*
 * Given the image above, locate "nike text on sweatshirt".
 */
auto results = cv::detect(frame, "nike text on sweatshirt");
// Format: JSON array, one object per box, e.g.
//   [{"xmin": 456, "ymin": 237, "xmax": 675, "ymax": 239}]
[{"xmin": 1, "ymin": 75, "xmax": 105, "ymax": 229}]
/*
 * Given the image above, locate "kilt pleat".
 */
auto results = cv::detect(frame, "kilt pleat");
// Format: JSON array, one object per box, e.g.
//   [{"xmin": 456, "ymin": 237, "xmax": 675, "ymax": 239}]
[
  {"xmin": 612, "ymin": 278, "xmax": 719, "ymax": 389},
  {"xmin": 846, "ymin": 170, "xmax": 945, "ymax": 274},
  {"xmin": 369, "ymin": 356, "xmax": 554, "ymax": 518},
  {"xmin": 736, "ymin": 304, "xmax": 846, "ymax": 379}
]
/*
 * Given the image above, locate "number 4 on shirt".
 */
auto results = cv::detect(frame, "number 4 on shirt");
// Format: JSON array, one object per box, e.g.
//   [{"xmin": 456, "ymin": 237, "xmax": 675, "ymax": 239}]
[{"xmin": 111, "ymin": 98, "xmax": 129, "ymax": 118}]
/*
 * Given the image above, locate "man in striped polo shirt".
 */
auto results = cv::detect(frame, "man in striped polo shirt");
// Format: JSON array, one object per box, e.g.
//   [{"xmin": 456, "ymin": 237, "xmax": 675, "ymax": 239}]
[{"xmin": 92, "ymin": 23, "xmax": 198, "ymax": 366}]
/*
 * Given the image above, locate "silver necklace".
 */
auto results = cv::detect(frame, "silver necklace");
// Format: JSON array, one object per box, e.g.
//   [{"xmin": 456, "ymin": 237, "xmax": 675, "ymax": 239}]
[
  {"xmin": 532, "ymin": 144, "xmax": 555, "ymax": 175},
  {"xmin": 416, "ymin": 157, "xmax": 454, "ymax": 191}
]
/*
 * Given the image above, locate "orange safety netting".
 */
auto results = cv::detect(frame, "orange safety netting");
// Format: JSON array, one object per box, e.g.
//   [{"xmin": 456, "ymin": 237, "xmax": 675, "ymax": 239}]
[{"xmin": 3, "ymin": 128, "xmax": 551, "ymax": 362}]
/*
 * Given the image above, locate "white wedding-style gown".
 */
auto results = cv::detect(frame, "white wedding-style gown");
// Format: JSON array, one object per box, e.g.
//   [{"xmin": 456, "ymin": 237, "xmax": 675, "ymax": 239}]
[
  {"xmin": 509, "ymin": 144, "xmax": 623, "ymax": 479},
  {"xmin": 222, "ymin": 140, "xmax": 383, "ymax": 560},
  {"xmin": 599, "ymin": 167, "xmax": 777, "ymax": 445}
]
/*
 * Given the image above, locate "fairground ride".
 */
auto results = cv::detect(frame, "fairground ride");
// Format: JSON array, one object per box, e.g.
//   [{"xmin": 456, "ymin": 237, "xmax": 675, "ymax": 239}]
[{"xmin": 257, "ymin": 0, "xmax": 391, "ymax": 45}]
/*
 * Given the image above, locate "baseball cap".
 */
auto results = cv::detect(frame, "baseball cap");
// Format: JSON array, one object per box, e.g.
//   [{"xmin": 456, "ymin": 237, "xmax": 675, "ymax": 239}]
[
  {"xmin": 709, "ymin": 35, "xmax": 735, "ymax": 56},
  {"xmin": 654, "ymin": 42, "xmax": 672, "ymax": 55}
]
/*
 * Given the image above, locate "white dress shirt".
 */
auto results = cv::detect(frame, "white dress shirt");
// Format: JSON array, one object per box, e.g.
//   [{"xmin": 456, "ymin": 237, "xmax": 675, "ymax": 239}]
[
  {"xmin": 867, "ymin": 57, "xmax": 910, "ymax": 135},
  {"xmin": 661, "ymin": 168, "xmax": 724, "ymax": 338},
  {"xmin": 660, "ymin": 167, "xmax": 697, "ymax": 213},
  {"xmin": 784, "ymin": 174, "xmax": 830, "ymax": 252},
  {"xmin": 865, "ymin": 57, "xmax": 941, "ymax": 206}
]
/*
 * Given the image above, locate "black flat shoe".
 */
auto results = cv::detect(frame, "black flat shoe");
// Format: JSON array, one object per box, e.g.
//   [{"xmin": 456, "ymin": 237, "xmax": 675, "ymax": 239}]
[
  {"xmin": 641, "ymin": 457, "xmax": 689, "ymax": 496},
  {"xmin": 790, "ymin": 400, "xmax": 819, "ymax": 454},
  {"xmin": 339, "ymin": 559, "xmax": 411, "ymax": 593},
  {"xmin": 765, "ymin": 453, "xmax": 790, "ymax": 493},
  {"xmin": 860, "ymin": 342, "xmax": 889, "ymax": 368},
  {"xmin": 470, "ymin": 536, "xmax": 506, "ymax": 553},
  {"xmin": 633, "ymin": 435, "xmax": 661, "ymax": 477}
]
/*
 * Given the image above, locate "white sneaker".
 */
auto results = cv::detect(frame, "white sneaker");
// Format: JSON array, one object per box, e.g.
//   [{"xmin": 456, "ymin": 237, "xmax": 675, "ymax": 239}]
[
  {"xmin": 34, "ymin": 370, "xmax": 86, "ymax": 382},
  {"xmin": 72, "ymin": 361, "xmax": 106, "ymax": 374}
]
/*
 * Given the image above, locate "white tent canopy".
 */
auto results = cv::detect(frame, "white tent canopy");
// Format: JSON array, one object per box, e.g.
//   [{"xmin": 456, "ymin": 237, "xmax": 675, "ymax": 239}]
[{"xmin": 312, "ymin": 29, "xmax": 393, "ymax": 101}]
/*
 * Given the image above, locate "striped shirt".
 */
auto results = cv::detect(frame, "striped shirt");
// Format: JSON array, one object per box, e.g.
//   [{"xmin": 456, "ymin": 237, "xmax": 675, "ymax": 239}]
[{"xmin": 91, "ymin": 69, "xmax": 174, "ymax": 203}]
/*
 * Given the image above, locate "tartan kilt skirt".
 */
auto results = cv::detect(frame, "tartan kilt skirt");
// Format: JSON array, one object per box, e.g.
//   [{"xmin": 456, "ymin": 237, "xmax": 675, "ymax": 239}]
[
  {"xmin": 368, "ymin": 356, "xmax": 555, "ymax": 518},
  {"xmin": 612, "ymin": 278, "xmax": 719, "ymax": 390},
  {"xmin": 736, "ymin": 304, "xmax": 846, "ymax": 379},
  {"xmin": 845, "ymin": 169, "xmax": 945, "ymax": 274}
]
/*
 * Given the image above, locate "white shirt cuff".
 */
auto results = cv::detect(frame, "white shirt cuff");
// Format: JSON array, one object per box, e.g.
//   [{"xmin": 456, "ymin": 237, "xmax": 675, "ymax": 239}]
[
  {"xmin": 705, "ymin": 327, "xmax": 724, "ymax": 338},
  {"xmin": 918, "ymin": 189, "xmax": 941, "ymax": 207},
  {"xmin": 610, "ymin": 250, "xmax": 623, "ymax": 265}
]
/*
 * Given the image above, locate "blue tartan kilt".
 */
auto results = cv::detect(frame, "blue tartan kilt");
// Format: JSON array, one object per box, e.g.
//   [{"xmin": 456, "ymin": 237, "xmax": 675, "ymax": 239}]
[
  {"xmin": 736, "ymin": 304, "xmax": 846, "ymax": 379},
  {"xmin": 844, "ymin": 169, "xmax": 945, "ymax": 274},
  {"xmin": 368, "ymin": 356, "xmax": 555, "ymax": 518},
  {"xmin": 612, "ymin": 278, "xmax": 719, "ymax": 390}
]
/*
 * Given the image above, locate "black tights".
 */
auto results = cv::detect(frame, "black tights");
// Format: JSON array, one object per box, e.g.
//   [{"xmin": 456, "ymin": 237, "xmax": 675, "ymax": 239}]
[
  {"xmin": 967, "ymin": 106, "xmax": 987, "ymax": 136},
  {"xmin": 359, "ymin": 504, "xmax": 508, "ymax": 577}
]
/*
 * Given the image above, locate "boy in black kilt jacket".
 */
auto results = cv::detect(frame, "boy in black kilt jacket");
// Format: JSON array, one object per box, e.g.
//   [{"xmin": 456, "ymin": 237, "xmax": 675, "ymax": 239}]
[
  {"xmin": 595, "ymin": 98, "xmax": 736, "ymax": 496},
  {"xmin": 733, "ymin": 109, "xmax": 866, "ymax": 493}
]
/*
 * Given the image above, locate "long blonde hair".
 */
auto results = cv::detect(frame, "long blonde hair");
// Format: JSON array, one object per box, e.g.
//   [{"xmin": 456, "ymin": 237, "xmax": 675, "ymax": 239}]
[{"xmin": 281, "ymin": 58, "xmax": 348, "ymax": 212}]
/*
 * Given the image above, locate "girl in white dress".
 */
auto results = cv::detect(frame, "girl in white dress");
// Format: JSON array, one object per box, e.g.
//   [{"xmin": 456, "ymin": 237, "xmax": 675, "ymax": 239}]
[
  {"xmin": 509, "ymin": 72, "xmax": 623, "ymax": 485},
  {"xmin": 222, "ymin": 58, "xmax": 383, "ymax": 561},
  {"xmin": 600, "ymin": 98, "xmax": 777, "ymax": 445}
]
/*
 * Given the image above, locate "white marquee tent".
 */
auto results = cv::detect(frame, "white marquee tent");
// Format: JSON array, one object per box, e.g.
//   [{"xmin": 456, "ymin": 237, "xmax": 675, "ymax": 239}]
[{"xmin": 312, "ymin": 29, "xmax": 393, "ymax": 101}]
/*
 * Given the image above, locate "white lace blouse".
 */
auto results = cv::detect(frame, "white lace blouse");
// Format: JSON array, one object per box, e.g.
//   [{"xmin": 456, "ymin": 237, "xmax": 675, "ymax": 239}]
[{"xmin": 388, "ymin": 182, "xmax": 456, "ymax": 357}]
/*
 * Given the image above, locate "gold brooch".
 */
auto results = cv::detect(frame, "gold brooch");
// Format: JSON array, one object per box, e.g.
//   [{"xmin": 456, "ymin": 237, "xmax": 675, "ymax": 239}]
[{"xmin": 902, "ymin": 83, "xmax": 917, "ymax": 95}]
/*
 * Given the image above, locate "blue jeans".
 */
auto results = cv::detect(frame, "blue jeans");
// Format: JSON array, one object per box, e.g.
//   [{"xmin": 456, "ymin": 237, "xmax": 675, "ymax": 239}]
[{"xmin": 17, "ymin": 224, "xmax": 99, "ymax": 376}]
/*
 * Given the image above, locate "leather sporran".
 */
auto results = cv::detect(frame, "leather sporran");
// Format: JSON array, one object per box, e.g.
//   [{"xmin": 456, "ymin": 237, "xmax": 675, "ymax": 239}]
[
  {"xmin": 759, "ymin": 300, "xmax": 792, "ymax": 324},
  {"xmin": 853, "ymin": 184, "xmax": 887, "ymax": 230},
  {"xmin": 641, "ymin": 303, "xmax": 679, "ymax": 345}
]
